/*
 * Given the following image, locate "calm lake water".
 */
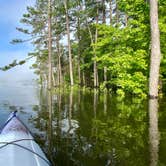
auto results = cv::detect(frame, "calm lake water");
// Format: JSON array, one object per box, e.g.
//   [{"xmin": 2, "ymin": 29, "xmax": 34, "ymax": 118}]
[{"xmin": 0, "ymin": 81, "xmax": 166, "ymax": 166}]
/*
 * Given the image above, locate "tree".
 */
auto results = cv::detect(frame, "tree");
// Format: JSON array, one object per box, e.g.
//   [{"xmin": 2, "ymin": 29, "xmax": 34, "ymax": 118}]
[
  {"xmin": 48, "ymin": 0, "xmax": 53, "ymax": 90},
  {"xmin": 149, "ymin": 0, "xmax": 161, "ymax": 98},
  {"xmin": 64, "ymin": 0, "xmax": 74, "ymax": 86}
]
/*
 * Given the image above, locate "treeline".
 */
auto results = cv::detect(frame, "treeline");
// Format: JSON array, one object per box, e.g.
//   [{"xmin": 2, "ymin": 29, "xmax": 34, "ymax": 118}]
[{"xmin": 8, "ymin": 0, "xmax": 166, "ymax": 97}]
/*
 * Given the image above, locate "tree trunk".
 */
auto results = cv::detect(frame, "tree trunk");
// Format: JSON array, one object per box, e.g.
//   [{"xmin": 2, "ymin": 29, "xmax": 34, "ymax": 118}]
[
  {"xmin": 77, "ymin": 17, "xmax": 81, "ymax": 85},
  {"xmin": 52, "ymin": 70, "xmax": 56, "ymax": 87},
  {"xmin": 115, "ymin": 0, "xmax": 119, "ymax": 25},
  {"xmin": 110, "ymin": 0, "xmax": 112, "ymax": 25},
  {"xmin": 58, "ymin": 51, "xmax": 63, "ymax": 85},
  {"xmin": 48, "ymin": 0, "xmax": 52, "ymax": 90},
  {"xmin": 94, "ymin": 5, "xmax": 99, "ymax": 88},
  {"xmin": 64, "ymin": 0, "xmax": 74, "ymax": 86},
  {"xmin": 149, "ymin": 0, "xmax": 161, "ymax": 98},
  {"xmin": 81, "ymin": 58, "xmax": 86, "ymax": 86},
  {"xmin": 85, "ymin": 3, "xmax": 99, "ymax": 88},
  {"xmin": 102, "ymin": 0, "xmax": 107, "ymax": 83},
  {"xmin": 102, "ymin": 0, "xmax": 106, "ymax": 24},
  {"xmin": 104, "ymin": 67, "xmax": 107, "ymax": 82},
  {"xmin": 149, "ymin": 99, "xmax": 160, "ymax": 166},
  {"xmin": 55, "ymin": 34, "xmax": 62, "ymax": 86}
]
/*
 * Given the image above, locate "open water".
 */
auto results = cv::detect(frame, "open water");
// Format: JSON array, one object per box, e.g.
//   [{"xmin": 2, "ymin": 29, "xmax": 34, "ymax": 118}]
[{"xmin": 0, "ymin": 81, "xmax": 166, "ymax": 166}]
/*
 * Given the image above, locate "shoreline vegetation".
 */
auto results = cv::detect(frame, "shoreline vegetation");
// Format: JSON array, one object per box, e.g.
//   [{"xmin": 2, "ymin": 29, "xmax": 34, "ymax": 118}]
[{"xmin": 0, "ymin": 0, "xmax": 165, "ymax": 99}]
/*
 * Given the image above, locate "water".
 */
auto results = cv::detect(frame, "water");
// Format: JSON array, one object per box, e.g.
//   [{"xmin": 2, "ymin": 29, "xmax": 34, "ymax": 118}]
[{"xmin": 0, "ymin": 82, "xmax": 165, "ymax": 166}]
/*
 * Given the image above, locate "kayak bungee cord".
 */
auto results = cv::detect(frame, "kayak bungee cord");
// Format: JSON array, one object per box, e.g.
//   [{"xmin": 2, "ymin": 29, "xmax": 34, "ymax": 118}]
[
  {"xmin": 0, "ymin": 111, "xmax": 18, "ymax": 133},
  {"xmin": 0, "ymin": 111, "xmax": 52, "ymax": 166},
  {"xmin": 0, "ymin": 138, "xmax": 51, "ymax": 166}
]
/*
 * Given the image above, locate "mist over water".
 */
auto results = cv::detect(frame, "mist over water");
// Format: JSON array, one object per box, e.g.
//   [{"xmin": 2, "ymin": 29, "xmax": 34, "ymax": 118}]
[{"xmin": 0, "ymin": 64, "xmax": 38, "ymax": 127}]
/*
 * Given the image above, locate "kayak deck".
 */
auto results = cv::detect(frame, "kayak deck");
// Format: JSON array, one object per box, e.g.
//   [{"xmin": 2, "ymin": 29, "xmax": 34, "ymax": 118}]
[{"xmin": 0, "ymin": 112, "xmax": 51, "ymax": 166}]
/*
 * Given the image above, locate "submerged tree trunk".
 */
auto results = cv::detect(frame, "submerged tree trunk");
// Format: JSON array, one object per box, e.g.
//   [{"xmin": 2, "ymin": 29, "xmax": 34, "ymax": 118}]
[
  {"xmin": 64, "ymin": 0, "xmax": 74, "ymax": 86},
  {"xmin": 48, "ymin": 0, "xmax": 52, "ymax": 90},
  {"xmin": 149, "ymin": 0, "xmax": 161, "ymax": 98},
  {"xmin": 149, "ymin": 99, "xmax": 160, "ymax": 166}
]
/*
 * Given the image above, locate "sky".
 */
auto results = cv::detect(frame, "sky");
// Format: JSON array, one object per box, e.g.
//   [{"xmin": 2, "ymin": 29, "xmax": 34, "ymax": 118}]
[{"xmin": 0, "ymin": 0, "xmax": 36, "ymax": 82}]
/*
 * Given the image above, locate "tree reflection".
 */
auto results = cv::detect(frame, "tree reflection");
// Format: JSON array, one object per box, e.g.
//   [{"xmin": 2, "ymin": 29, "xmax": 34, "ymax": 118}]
[
  {"xmin": 68, "ymin": 87, "xmax": 73, "ymax": 132},
  {"xmin": 103, "ymin": 90, "xmax": 107, "ymax": 115},
  {"xmin": 47, "ymin": 90, "xmax": 53, "ymax": 163},
  {"xmin": 30, "ymin": 88, "xmax": 150, "ymax": 166},
  {"xmin": 149, "ymin": 99, "xmax": 160, "ymax": 166}
]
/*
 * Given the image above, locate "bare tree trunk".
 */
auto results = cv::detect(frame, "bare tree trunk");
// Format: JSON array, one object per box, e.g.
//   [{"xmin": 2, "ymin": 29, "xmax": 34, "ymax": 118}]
[
  {"xmin": 110, "ymin": 0, "xmax": 112, "ymax": 25},
  {"xmin": 55, "ymin": 34, "xmax": 62, "ymax": 86},
  {"xmin": 94, "ymin": 5, "xmax": 99, "ymax": 88},
  {"xmin": 58, "ymin": 51, "xmax": 63, "ymax": 84},
  {"xmin": 149, "ymin": 0, "xmax": 161, "ymax": 98},
  {"xmin": 52, "ymin": 70, "xmax": 56, "ymax": 86},
  {"xmin": 102, "ymin": 0, "xmax": 106, "ymax": 23},
  {"xmin": 77, "ymin": 17, "xmax": 81, "ymax": 85},
  {"xmin": 104, "ymin": 67, "xmax": 107, "ymax": 82},
  {"xmin": 102, "ymin": 0, "xmax": 107, "ymax": 83},
  {"xmin": 86, "ymin": 21, "xmax": 98, "ymax": 87},
  {"xmin": 64, "ymin": 0, "xmax": 74, "ymax": 86},
  {"xmin": 85, "ymin": 2, "xmax": 99, "ymax": 88},
  {"xmin": 48, "ymin": 0, "xmax": 52, "ymax": 90},
  {"xmin": 115, "ymin": 0, "xmax": 119, "ymax": 25}
]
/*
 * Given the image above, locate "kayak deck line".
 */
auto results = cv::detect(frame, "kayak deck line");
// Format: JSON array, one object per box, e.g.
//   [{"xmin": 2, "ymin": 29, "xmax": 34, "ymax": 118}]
[
  {"xmin": 0, "ymin": 111, "xmax": 52, "ymax": 166},
  {"xmin": 0, "ymin": 111, "xmax": 18, "ymax": 134},
  {"xmin": 0, "ymin": 139, "xmax": 50, "ymax": 165}
]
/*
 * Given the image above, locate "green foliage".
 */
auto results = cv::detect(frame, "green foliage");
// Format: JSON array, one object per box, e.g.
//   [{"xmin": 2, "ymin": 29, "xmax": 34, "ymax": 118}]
[
  {"xmin": 95, "ymin": 23, "xmax": 148, "ymax": 96},
  {"xmin": 4, "ymin": 0, "xmax": 166, "ymax": 97},
  {"xmin": 159, "ymin": 0, "xmax": 166, "ymax": 80},
  {"xmin": 0, "ymin": 59, "xmax": 26, "ymax": 71}
]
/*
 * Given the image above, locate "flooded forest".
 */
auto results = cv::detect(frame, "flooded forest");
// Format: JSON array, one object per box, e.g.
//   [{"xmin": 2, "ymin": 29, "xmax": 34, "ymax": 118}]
[{"xmin": 0, "ymin": 0, "xmax": 166, "ymax": 166}]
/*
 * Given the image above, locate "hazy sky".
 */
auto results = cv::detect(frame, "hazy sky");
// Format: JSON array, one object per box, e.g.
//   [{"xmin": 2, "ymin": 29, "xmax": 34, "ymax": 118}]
[{"xmin": 0, "ymin": 0, "xmax": 36, "ymax": 82}]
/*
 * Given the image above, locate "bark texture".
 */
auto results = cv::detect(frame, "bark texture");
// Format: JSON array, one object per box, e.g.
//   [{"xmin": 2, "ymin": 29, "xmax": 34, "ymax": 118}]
[{"xmin": 149, "ymin": 0, "xmax": 161, "ymax": 98}]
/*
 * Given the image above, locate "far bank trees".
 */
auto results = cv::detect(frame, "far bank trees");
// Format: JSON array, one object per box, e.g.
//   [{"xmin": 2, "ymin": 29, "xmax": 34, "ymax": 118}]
[{"xmin": 2, "ymin": 0, "xmax": 165, "ymax": 97}]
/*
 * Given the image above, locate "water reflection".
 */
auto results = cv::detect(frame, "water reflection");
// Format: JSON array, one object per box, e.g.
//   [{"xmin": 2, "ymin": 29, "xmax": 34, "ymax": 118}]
[
  {"xmin": 32, "ymin": 88, "xmax": 150, "ymax": 166},
  {"xmin": 149, "ymin": 99, "xmax": 160, "ymax": 166},
  {"xmin": 3, "ymin": 83, "xmax": 163, "ymax": 166},
  {"xmin": 47, "ymin": 90, "xmax": 53, "ymax": 163},
  {"xmin": 103, "ymin": 90, "xmax": 107, "ymax": 115}
]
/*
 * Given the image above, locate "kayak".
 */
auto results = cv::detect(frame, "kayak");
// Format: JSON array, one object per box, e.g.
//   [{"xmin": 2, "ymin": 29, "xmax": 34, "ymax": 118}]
[{"xmin": 0, "ymin": 111, "xmax": 51, "ymax": 166}]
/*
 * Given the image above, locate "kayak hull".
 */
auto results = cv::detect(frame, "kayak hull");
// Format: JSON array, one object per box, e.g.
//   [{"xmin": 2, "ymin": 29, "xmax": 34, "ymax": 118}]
[{"xmin": 0, "ymin": 112, "xmax": 50, "ymax": 166}]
